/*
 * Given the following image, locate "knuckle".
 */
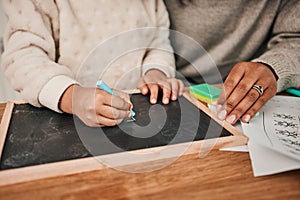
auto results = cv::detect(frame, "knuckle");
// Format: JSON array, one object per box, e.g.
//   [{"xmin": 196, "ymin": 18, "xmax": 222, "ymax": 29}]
[
  {"xmin": 164, "ymin": 89, "xmax": 171, "ymax": 95},
  {"xmin": 236, "ymin": 84, "xmax": 247, "ymax": 92},
  {"xmin": 112, "ymin": 110, "xmax": 119, "ymax": 119},
  {"xmin": 234, "ymin": 62, "xmax": 245, "ymax": 70},
  {"xmin": 156, "ymin": 80, "xmax": 163, "ymax": 85},
  {"xmin": 258, "ymin": 97, "xmax": 266, "ymax": 106},
  {"xmin": 225, "ymin": 101, "xmax": 235, "ymax": 110},
  {"xmin": 264, "ymin": 77, "xmax": 274, "ymax": 84},
  {"xmin": 268, "ymin": 84, "xmax": 277, "ymax": 93},
  {"xmin": 163, "ymin": 84, "xmax": 171, "ymax": 91},
  {"xmin": 109, "ymin": 120, "xmax": 118, "ymax": 126},
  {"xmin": 224, "ymin": 79, "xmax": 236, "ymax": 88},
  {"xmin": 86, "ymin": 114, "xmax": 93, "ymax": 121},
  {"xmin": 248, "ymin": 108, "xmax": 257, "ymax": 116},
  {"xmin": 172, "ymin": 88, "xmax": 178, "ymax": 94},
  {"xmin": 233, "ymin": 107, "xmax": 244, "ymax": 116},
  {"xmin": 87, "ymin": 105, "xmax": 95, "ymax": 113},
  {"xmin": 247, "ymin": 91, "xmax": 258, "ymax": 102},
  {"xmin": 118, "ymin": 100, "xmax": 127, "ymax": 109}
]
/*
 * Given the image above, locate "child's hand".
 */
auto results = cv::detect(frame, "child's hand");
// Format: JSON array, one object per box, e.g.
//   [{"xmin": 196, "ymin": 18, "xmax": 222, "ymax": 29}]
[
  {"xmin": 137, "ymin": 69, "xmax": 184, "ymax": 104},
  {"xmin": 59, "ymin": 85, "xmax": 132, "ymax": 127}
]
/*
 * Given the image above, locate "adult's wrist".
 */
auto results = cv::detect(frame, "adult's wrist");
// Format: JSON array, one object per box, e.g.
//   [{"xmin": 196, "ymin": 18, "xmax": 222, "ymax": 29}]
[{"xmin": 254, "ymin": 61, "xmax": 279, "ymax": 81}]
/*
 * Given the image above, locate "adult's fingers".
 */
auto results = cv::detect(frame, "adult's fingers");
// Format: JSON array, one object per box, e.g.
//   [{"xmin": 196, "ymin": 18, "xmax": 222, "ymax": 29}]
[
  {"xmin": 217, "ymin": 62, "xmax": 278, "ymax": 123},
  {"xmin": 220, "ymin": 74, "xmax": 258, "ymax": 119},
  {"xmin": 241, "ymin": 85, "xmax": 277, "ymax": 123},
  {"xmin": 224, "ymin": 81, "xmax": 262, "ymax": 124},
  {"xmin": 217, "ymin": 63, "xmax": 246, "ymax": 105}
]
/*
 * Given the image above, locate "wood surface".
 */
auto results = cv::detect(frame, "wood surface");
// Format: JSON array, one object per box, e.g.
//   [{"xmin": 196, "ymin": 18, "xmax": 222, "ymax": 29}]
[
  {"xmin": 0, "ymin": 133, "xmax": 246, "ymax": 186},
  {"xmin": 0, "ymin": 102, "xmax": 14, "ymax": 159},
  {"xmin": 0, "ymin": 103, "xmax": 299, "ymax": 199},
  {"xmin": 0, "ymin": 99, "xmax": 246, "ymax": 186},
  {"xmin": 183, "ymin": 91, "xmax": 246, "ymax": 138}
]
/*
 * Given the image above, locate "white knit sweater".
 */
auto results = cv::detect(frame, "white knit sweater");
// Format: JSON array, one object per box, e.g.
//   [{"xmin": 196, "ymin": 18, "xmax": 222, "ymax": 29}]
[{"xmin": 1, "ymin": 0, "xmax": 175, "ymax": 112}]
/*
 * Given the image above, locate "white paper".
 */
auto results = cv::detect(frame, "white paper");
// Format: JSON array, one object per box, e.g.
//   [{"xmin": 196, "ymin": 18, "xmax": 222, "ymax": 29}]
[
  {"xmin": 248, "ymin": 139, "xmax": 300, "ymax": 176},
  {"xmin": 219, "ymin": 145, "xmax": 249, "ymax": 152},
  {"xmin": 242, "ymin": 95, "xmax": 300, "ymax": 161}
]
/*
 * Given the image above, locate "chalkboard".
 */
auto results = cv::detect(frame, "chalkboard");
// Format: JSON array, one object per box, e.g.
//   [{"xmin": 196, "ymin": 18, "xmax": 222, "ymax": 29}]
[{"xmin": 0, "ymin": 94, "xmax": 232, "ymax": 170}]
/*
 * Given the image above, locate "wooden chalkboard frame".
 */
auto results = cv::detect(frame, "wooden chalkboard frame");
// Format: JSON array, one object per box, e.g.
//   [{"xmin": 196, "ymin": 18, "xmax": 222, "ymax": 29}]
[{"xmin": 0, "ymin": 91, "xmax": 247, "ymax": 186}]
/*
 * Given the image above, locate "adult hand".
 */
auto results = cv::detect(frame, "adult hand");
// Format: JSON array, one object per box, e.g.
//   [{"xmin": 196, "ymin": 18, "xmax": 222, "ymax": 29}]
[
  {"xmin": 59, "ymin": 85, "xmax": 132, "ymax": 127},
  {"xmin": 216, "ymin": 62, "xmax": 277, "ymax": 124},
  {"xmin": 137, "ymin": 69, "xmax": 184, "ymax": 104}
]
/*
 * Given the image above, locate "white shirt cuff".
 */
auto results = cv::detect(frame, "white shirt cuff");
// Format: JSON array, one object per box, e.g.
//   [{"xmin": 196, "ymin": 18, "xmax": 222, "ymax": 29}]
[{"xmin": 38, "ymin": 75, "xmax": 79, "ymax": 113}]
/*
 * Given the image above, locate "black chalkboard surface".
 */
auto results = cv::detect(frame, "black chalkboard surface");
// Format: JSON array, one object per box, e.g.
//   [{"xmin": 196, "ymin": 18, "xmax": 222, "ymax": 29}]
[{"xmin": 0, "ymin": 94, "xmax": 232, "ymax": 170}]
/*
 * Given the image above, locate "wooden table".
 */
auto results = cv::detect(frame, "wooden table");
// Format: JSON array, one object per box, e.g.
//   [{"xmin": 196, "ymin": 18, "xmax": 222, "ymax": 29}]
[{"xmin": 0, "ymin": 103, "xmax": 299, "ymax": 199}]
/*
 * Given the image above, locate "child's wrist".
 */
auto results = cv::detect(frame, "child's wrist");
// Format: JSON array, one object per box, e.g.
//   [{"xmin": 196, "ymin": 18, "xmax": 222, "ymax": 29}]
[
  {"xmin": 145, "ymin": 69, "xmax": 166, "ymax": 77},
  {"xmin": 59, "ymin": 84, "xmax": 77, "ymax": 114}
]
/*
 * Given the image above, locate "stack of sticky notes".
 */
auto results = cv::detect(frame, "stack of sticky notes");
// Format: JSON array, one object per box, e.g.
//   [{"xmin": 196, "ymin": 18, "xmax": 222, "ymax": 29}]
[{"xmin": 189, "ymin": 83, "xmax": 221, "ymax": 104}]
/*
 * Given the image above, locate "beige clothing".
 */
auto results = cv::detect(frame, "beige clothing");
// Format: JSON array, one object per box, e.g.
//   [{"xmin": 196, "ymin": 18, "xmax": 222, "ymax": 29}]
[
  {"xmin": 165, "ymin": 0, "xmax": 300, "ymax": 90},
  {"xmin": 1, "ymin": 0, "xmax": 175, "ymax": 112}
]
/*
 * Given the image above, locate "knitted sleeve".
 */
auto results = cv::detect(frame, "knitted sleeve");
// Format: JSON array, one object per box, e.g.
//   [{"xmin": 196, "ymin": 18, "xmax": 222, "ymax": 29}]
[{"xmin": 252, "ymin": 0, "xmax": 300, "ymax": 92}]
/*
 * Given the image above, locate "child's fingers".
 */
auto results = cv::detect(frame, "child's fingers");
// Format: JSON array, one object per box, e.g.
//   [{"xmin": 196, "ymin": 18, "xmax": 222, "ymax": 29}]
[
  {"xmin": 149, "ymin": 84, "xmax": 159, "ymax": 104},
  {"xmin": 178, "ymin": 80, "xmax": 185, "ymax": 96},
  {"xmin": 114, "ymin": 90, "xmax": 131, "ymax": 102},
  {"xmin": 170, "ymin": 78, "xmax": 178, "ymax": 101},
  {"xmin": 162, "ymin": 85, "xmax": 171, "ymax": 104},
  {"xmin": 137, "ymin": 78, "xmax": 149, "ymax": 95},
  {"xmin": 156, "ymin": 80, "xmax": 171, "ymax": 104},
  {"xmin": 97, "ymin": 105, "xmax": 131, "ymax": 120},
  {"xmin": 96, "ymin": 114, "xmax": 123, "ymax": 127},
  {"xmin": 141, "ymin": 86, "xmax": 148, "ymax": 95},
  {"xmin": 109, "ymin": 90, "xmax": 134, "ymax": 111},
  {"xmin": 102, "ymin": 94, "xmax": 132, "ymax": 111}
]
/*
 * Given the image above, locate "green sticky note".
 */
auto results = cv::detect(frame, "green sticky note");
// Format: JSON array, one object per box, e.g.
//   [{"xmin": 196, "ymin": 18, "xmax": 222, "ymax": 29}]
[{"xmin": 189, "ymin": 83, "xmax": 221, "ymax": 103}]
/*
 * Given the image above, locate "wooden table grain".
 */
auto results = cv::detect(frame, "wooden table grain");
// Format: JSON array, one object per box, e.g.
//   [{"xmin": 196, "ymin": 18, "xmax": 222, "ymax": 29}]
[{"xmin": 0, "ymin": 103, "xmax": 299, "ymax": 200}]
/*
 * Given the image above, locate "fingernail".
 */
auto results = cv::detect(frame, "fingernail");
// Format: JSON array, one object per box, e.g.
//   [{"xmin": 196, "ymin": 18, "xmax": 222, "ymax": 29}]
[
  {"xmin": 163, "ymin": 98, "xmax": 169, "ymax": 104},
  {"xmin": 226, "ymin": 115, "xmax": 236, "ymax": 124},
  {"xmin": 172, "ymin": 95, "xmax": 177, "ymax": 100},
  {"xmin": 217, "ymin": 109, "xmax": 227, "ymax": 120},
  {"xmin": 151, "ymin": 98, "xmax": 156, "ymax": 104},
  {"xmin": 244, "ymin": 114, "xmax": 251, "ymax": 123},
  {"xmin": 216, "ymin": 104, "xmax": 222, "ymax": 112},
  {"xmin": 142, "ymin": 88, "xmax": 147, "ymax": 94}
]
